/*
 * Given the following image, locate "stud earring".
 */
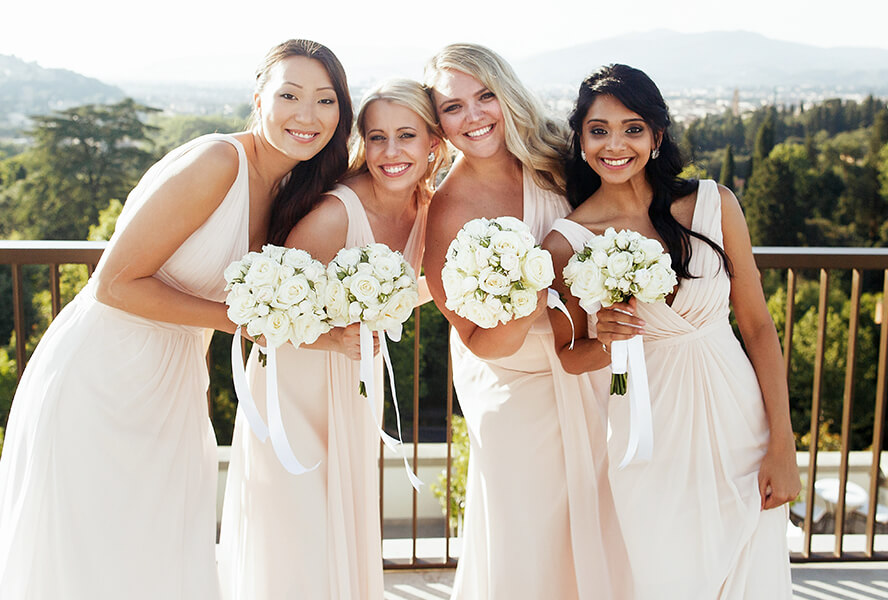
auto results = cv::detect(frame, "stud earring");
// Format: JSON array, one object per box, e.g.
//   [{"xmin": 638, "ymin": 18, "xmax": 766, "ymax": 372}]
[
  {"xmin": 651, "ymin": 148, "xmax": 660, "ymax": 159},
  {"xmin": 428, "ymin": 152, "xmax": 435, "ymax": 163},
  {"xmin": 580, "ymin": 150, "xmax": 587, "ymax": 161}
]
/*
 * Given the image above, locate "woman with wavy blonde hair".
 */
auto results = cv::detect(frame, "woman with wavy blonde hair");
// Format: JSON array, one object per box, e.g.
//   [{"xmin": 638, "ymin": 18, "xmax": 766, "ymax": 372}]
[
  {"xmin": 422, "ymin": 43, "xmax": 632, "ymax": 599},
  {"xmin": 219, "ymin": 77, "xmax": 445, "ymax": 600}
]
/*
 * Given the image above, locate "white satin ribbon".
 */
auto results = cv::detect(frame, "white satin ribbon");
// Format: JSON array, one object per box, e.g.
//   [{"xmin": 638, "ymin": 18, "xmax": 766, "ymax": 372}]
[
  {"xmin": 613, "ymin": 334, "xmax": 654, "ymax": 469},
  {"xmin": 359, "ymin": 323, "xmax": 424, "ymax": 491},
  {"xmin": 546, "ymin": 288, "xmax": 575, "ymax": 349},
  {"xmin": 231, "ymin": 327, "xmax": 318, "ymax": 475}
]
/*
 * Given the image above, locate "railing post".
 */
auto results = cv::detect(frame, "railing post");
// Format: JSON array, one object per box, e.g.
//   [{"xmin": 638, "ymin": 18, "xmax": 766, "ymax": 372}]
[
  {"xmin": 866, "ymin": 271, "xmax": 888, "ymax": 556},
  {"xmin": 11, "ymin": 263, "xmax": 27, "ymax": 381}
]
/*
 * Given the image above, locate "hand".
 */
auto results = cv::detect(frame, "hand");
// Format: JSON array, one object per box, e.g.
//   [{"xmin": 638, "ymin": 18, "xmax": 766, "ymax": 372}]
[
  {"xmin": 595, "ymin": 297, "xmax": 646, "ymax": 350},
  {"xmin": 330, "ymin": 323, "xmax": 380, "ymax": 361},
  {"xmin": 758, "ymin": 435, "xmax": 801, "ymax": 510}
]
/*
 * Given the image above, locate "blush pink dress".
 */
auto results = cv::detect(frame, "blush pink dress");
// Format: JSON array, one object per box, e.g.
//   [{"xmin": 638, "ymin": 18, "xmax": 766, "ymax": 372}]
[
  {"xmin": 0, "ymin": 133, "xmax": 249, "ymax": 599},
  {"xmin": 217, "ymin": 184, "xmax": 428, "ymax": 600},
  {"xmin": 549, "ymin": 179, "xmax": 792, "ymax": 600},
  {"xmin": 449, "ymin": 168, "xmax": 634, "ymax": 600}
]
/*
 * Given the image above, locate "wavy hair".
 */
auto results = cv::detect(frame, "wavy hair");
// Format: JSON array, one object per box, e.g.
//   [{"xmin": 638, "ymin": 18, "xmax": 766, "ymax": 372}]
[
  {"xmin": 424, "ymin": 43, "xmax": 568, "ymax": 195},
  {"xmin": 348, "ymin": 78, "xmax": 449, "ymax": 202},
  {"xmin": 566, "ymin": 64, "xmax": 731, "ymax": 279},
  {"xmin": 250, "ymin": 39, "xmax": 353, "ymax": 246}
]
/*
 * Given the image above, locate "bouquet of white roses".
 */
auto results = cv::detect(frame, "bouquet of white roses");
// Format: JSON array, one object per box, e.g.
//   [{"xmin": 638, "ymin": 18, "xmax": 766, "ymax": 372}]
[
  {"xmin": 223, "ymin": 244, "xmax": 331, "ymax": 475},
  {"xmin": 325, "ymin": 242, "xmax": 423, "ymax": 490},
  {"xmin": 441, "ymin": 216, "xmax": 555, "ymax": 328},
  {"xmin": 325, "ymin": 242, "xmax": 419, "ymax": 337},
  {"xmin": 563, "ymin": 227, "xmax": 676, "ymax": 468},
  {"xmin": 224, "ymin": 244, "xmax": 331, "ymax": 349}
]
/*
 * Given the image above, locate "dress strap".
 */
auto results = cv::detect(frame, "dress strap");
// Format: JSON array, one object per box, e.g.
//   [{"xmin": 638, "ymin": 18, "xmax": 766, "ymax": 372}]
[
  {"xmin": 324, "ymin": 184, "xmax": 374, "ymax": 247},
  {"xmin": 549, "ymin": 218, "xmax": 593, "ymax": 253},
  {"xmin": 692, "ymin": 180, "xmax": 724, "ymax": 245}
]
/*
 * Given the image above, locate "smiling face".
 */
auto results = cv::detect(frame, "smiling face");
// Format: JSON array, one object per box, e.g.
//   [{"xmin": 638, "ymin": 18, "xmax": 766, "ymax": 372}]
[
  {"xmin": 362, "ymin": 99, "xmax": 438, "ymax": 195},
  {"xmin": 431, "ymin": 69, "xmax": 506, "ymax": 160},
  {"xmin": 254, "ymin": 55, "xmax": 340, "ymax": 163},
  {"xmin": 580, "ymin": 94, "xmax": 660, "ymax": 185}
]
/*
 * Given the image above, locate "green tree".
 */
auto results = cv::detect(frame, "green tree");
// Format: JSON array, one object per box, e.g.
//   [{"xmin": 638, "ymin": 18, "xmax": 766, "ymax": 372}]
[
  {"xmin": 719, "ymin": 144, "xmax": 735, "ymax": 190},
  {"xmin": 743, "ymin": 144, "xmax": 811, "ymax": 245},
  {"xmin": 752, "ymin": 112, "xmax": 776, "ymax": 169}
]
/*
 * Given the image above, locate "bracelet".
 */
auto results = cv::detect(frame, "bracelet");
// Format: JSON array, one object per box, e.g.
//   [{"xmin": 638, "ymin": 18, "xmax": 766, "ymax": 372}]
[{"xmin": 601, "ymin": 342, "xmax": 610, "ymax": 355}]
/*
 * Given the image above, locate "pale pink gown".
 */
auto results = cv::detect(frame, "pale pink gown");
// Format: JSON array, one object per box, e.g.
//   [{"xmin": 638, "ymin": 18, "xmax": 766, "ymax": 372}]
[
  {"xmin": 0, "ymin": 133, "xmax": 248, "ymax": 599},
  {"xmin": 549, "ymin": 179, "xmax": 792, "ymax": 599},
  {"xmin": 217, "ymin": 184, "xmax": 428, "ymax": 600},
  {"xmin": 449, "ymin": 168, "xmax": 633, "ymax": 600}
]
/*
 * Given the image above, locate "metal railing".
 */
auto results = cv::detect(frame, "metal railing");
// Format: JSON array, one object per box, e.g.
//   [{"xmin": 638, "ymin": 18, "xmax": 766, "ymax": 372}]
[{"xmin": 1, "ymin": 241, "xmax": 887, "ymax": 565}]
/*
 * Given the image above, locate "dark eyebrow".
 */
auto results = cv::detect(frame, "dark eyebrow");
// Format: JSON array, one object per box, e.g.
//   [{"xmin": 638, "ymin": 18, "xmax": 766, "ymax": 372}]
[
  {"xmin": 585, "ymin": 118, "xmax": 646, "ymax": 125},
  {"xmin": 282, "ymin": 81, "xmax": 336, "ymax": 92}
]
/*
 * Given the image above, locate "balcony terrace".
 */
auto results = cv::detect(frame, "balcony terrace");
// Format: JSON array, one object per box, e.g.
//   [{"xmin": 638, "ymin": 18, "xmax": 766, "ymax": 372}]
[{"xmin": 1, "ymin": 241, "xmax": 888, "ymax": 599}]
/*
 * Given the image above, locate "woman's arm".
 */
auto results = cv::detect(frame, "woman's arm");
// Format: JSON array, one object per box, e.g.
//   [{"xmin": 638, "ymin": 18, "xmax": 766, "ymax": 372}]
[
  {"xmin": 720, "ymin": 185, "xmax": 801, "ymax": 510},
  {"xmin": 424, "ymin": 186, "xmax": 545, "ymax": 360},
  {"xmin": 94, "ymin": 141, "xmax": 242, "ymax": 333}
]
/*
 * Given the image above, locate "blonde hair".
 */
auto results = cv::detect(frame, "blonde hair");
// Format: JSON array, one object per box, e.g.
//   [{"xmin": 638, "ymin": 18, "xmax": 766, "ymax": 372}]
[
  {"xmin": 424, "ymin": 43, "xmax": 567, "ymax": 195},
  {"xmin": 349, "ymin": 78, "xmax": 450, "ymax": 201}
]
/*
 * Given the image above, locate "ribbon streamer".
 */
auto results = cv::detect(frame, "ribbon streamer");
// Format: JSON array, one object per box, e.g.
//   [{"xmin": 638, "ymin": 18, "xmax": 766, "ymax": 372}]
[
  {"xmin": 546, "ymin": 288, "xmax": 575, "ymax": 349},
  {"xmin": 231, "ymin": 327, "xmax": 318, "ymax": 475},
  {"xmin": 231, "ymin": 326, "xmax": 269, "ymax": 441},
  {"xmin": 380, "ymin": 333, "xmax": 424, "ymax": 491},
  {"xmin": 614, "ymin": 334, "xmax": 654, "ymax": 469}
]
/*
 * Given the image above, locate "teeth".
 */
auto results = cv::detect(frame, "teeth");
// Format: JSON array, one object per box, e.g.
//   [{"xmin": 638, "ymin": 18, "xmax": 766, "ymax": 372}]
[
  {"xmin": 290, "ymin": 131, "xmax": 317, "ymax": 140},
  {"xmin": 382, "ymin": 164, "xmax": 409, "ymax": 175},
  {"xmin": 466, "ymin": 125, "xmax": 492, "ymax": 138},
  {"xmin": 602, "ymin": 157, "xmax": 630, "ymax": 166}
]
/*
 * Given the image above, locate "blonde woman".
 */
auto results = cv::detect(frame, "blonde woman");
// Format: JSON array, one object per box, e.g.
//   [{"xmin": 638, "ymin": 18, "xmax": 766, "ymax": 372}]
[
  {"xmin": 0, "ymin": 39, "xmax": 351, "ymax": 599},
  {"xmin": 218, "ymin": 78, "xmax": 446, "ymax": 600},
  {"xmin": 422, "ymin": 43, "xmax": 632, "ymax": 599}
]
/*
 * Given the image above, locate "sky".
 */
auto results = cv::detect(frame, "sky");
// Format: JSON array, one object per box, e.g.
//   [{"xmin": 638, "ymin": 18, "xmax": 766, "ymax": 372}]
[{"xmin": 4, "ymin": 0, "xmax": 887, "ymax": 84}]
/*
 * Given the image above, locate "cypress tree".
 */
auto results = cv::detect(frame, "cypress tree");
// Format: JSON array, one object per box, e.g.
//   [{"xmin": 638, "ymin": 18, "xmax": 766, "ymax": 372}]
[{"xmin": 719, "ymin": 144, "xmax": 735, "ymax": 191}]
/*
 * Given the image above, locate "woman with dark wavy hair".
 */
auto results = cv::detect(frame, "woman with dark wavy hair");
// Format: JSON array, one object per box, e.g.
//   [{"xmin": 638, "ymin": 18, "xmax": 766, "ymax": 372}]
[
  {"xmin": 544, "ymin": 64, "xmax": 799, "ymax": 599},
  {"xmin": 0, "ymin": 39, "xmax": 351, "ymax": 600}
]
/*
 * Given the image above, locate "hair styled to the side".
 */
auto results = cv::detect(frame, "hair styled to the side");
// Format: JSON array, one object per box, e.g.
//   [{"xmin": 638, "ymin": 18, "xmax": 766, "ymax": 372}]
[
  {"xmin": 251, "ymin": 39, "xmax": 354, "ymax": 246},
  {"xmin": 348, "ymin": 78, "xmax": 450, "ymax": 202},
  {"xmin": 424, "ymin": 43, "xmax": 568, "ymax": 195},
  {"xmin": 566, "ymin": 63, "xmax": 731, "ymax": 279}
]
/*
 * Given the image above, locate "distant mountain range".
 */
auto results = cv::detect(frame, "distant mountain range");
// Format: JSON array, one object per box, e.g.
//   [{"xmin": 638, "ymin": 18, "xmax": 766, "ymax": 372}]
[
  {"xmin": 1, "ymin": 30, "xmax": 887, "ymax": 130},
  {"xmin": 0, "ymin": 54, "xmax": 123, "ymax": 120},
  {"xmin": 514, "ymin": 30, "xmax": 888, "ymax": 92}
]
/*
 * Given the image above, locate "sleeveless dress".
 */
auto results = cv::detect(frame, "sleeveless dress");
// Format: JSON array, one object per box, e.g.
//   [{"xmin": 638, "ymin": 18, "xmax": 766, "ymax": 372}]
[
  {"xmin": 217, "ymin": 183, "xmax": 429, "ymax": 600},
  {"xmin": 549, "ymin": 180, "xmax": 792, "ymax": 599},
  {"xmin": 449, "ymin": 168, "xmax": 634, "ymax": 600},
  {"xmin": 0, "ymin": 133, "xmax": 249, "ymax": 599}
]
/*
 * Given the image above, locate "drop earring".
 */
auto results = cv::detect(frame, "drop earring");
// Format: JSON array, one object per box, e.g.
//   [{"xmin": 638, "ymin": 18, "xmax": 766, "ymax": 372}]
[
  {"xmin": 651, "ymin": 148, "xmax": 660, "ymax": 159},
  {"xmin": 428, "ymin": 152, "xmax": 435, "ymax": 163},
  {"xmin": 580, "ymin": 150, "xmax": 587, "ymax": 161}
]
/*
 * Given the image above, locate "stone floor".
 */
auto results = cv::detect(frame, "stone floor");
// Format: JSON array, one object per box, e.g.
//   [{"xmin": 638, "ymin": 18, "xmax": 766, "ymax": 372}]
[{"xmin": 382, "ymin": 563, "xmax": 888, "ymax": 600}]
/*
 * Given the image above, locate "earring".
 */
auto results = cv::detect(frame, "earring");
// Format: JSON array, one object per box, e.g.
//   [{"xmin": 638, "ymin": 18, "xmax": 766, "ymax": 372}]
[
  {"xmin": 428, "ymin": 152, "xmax": 435, "ymax": 163},
  {"xmin": 580, "ymin": 150, "xmax": 587, "ymax": 161},
  {"xmin": 651, "ymin": 148, "xmax": 660, "ymax": 159}
]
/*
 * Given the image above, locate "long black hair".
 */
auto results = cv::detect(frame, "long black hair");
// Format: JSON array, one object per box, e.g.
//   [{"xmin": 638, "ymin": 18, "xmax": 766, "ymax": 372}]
[
  {"xmin": 251, "ymin": 39, "xmax": 354, "ymax": 246},
  {"xmin": 565, "ymin": 64, "xmax": 730, "ymax": 279}
]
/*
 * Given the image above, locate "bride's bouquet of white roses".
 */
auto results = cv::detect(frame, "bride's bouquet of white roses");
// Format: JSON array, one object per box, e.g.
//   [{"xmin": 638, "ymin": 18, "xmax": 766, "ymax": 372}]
[
  {"xmin": 223, "ymin": 244, "xmax": 332, "ymax": 475},
  {"xmin": 325, "ymin": 242, "xmax": 422, "ymax": 490},
  {"xmin": 224, "ymin": 245, "xmax": 332, "ymax": 349},
  {"xmin": 563, "ymin": 227, "xmax": 676, "ymax": 467},
  {"xmin": 441, "ymin": 216, "xmax": 555, "ymax": 328}
]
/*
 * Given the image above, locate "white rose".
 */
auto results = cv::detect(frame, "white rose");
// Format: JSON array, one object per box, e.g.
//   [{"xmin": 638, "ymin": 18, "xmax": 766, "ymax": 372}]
[
  {"xmin": 454, "ymin": 245, "xmax": 478, "ymax": 274},
  {"xmin": 460, "ymin": 275, "xmax": 479, "ymax": 296},
  {"xmin": 348, "ymin": 301, "xmax": 363, "ymax": 322},
  {"xmin": 521, "ymin": 247, "xmax": 555, "ymax": 290},
  {"xmin": 569, "ymin": 264, "xmax": 606, "ymax": 304},
  {"xmin": 290, "ymin": 313, "xmax": 329, "ymax": 346},
  {"xmin": 510, "ymin": 288, "xmax": 538, "ymax": 318},
  {"xmin": 245, "ymin": 314, "xmax": 267, "ymax": 339},
  {"xmin": 492, "ymin": 216, "xmax": 525, "ymax": 232},
  {"xmin": 474, "ymin": 245, "xmax": 494, "ymax": 269},
  {"xmin": 226, "ymin": 292, "xmax": 257, "ymax": 325},
  {"xmin": 606, "ymin": 251, "xmax": 633, "ymax": 279},
  {"xmin": 372, "ymin": 254, "xmax": 402, "ymax": 281},
  {"xmin": 244, "ymin": 256, "xmax": 280, "ymax": 287},
  {"xmin": 272, "ymin": 275, "xmax": 310, "ymax": 308},
  {"xmin": 334, "ymin": 247, "xmax": 363, "ymax": 270},
  {"xmin": 263, "ymin": 309, "xmax": 292, "ymax": 347},
  {"xmin": 490, "ymin": 230, "xmax": 524, "ymax": 256},
  {"xmin": 350, "ymin": 272, "xmax": 382, "ymax": 304},
  {"xmin": 325, "ymin": 279, "xmax": 349, "ymax": 323},
  {"xmin": 381, "ymin": 288, "xmax": 419, "ymax": 326},
  {"xmin": 463, "ymin": 218, "xmax": 490, "ymax": 238},
  {"xmin": 223, "ymin": 260, "xmax": 248, "ymax": 285},
  {"xmin": 591, "ymin": 249, "xmax": 609, "ymax": 268},
  {"xmin": 500, "ymin": 252, "xmax": 520, "ymax": 274},
  {"xmin": 441, "ymin": 266, "xmax": 464, "ymax": 300},
  {"xmin": 459, "ymin": 298, "xmax": 499, "ymax": 329},
  {"xmin": 253, "ymin": 285, "xmax": 276, "ymax": 305},
  {"xmin": 478, "ymin": 267, "xmax": 512, "ymax": 296},
  {"xmin": 647, "ymin": 265, "xmax": 677, "ymax": 300},
  {"xmin": 262, "ymin": 244, "xmax": 287, "ymax": 262},
  {"xmin": 282, "ymin": 248, "xmax": 313, "ymax": 270}
]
